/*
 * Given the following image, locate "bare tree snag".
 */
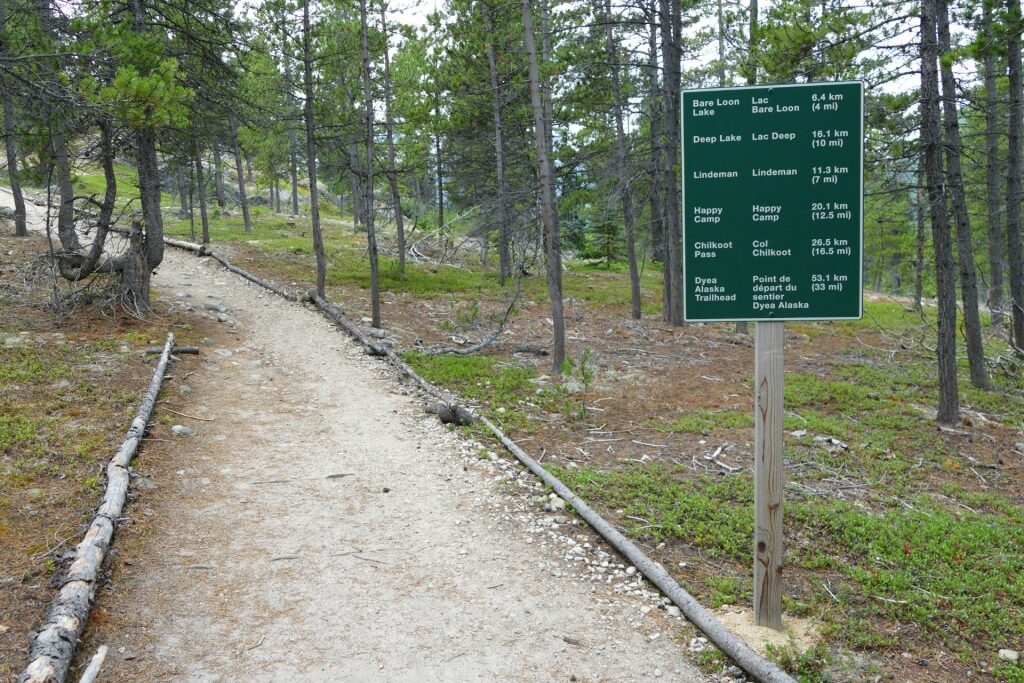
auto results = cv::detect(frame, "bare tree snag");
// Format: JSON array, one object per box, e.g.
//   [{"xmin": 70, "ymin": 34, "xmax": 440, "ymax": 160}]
[{"xmin": 19, "ymin": 334, "xmax": 176, "ymax": 683}]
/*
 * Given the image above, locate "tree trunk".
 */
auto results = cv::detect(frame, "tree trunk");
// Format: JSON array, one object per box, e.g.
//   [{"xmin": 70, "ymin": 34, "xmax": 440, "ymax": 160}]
[
  {"xmin": 915, "ymin": 158, "xmax": 926, "ymax": 311},
  {"xmin": 303, "ymin": 0, "xmax": 327, "ymax": 298},
  {"xmin": 229, "ymin": 117, "xmax": 252, "ymax": 233},
  {"xmin": 659, "ymin": 0, "xmax": 682, "ymax": 325},
  {"xmin": 380, "ymin": 6, "xmax": 405, "ymax": 276},
  {"xmin": 281, "ymin": 26, "xmax": 301, "ymax": 218},
  {"xmin": 0, "ymin": 0, "xmax": 26, "ymax": 237},
  {"xmin": 522, "ymin": 0, "xmax": 566, "ymax": 373},
  {"xmin": 213, "ymin": 145, "xmax": 226, "ymax": 209},
  {"xmin": 59, "ymin": 120, "xmax": 117, "ymax": 282},
  {"xmin": 2, "ymin": 86, "xmax": 27, "ymax": 237},
  {"xmin": 605, "ymin": 0, "xmax": 641, "ymax": 319},
  {"xmin": 135, "ymin": 124, "xmax": 164, "ymax": 272},
  {"xmin": 52, "ymin": 131, "xmax": 79, "ymax": 252},
  {"xmin": 1006, "ymin": 0, "xmax": 1024, "ymax": 352},
  {"xmin": 937, "ymin": 0, "xmax": 991, "ymax": 389},
  {"xmin": 483, "ymin": 2, "xmax": 511, "ymax": 285},
  {"xmin": 349, "ymin": 133, "xmax": 363, "ymax": 232},
  {"xmin": 194, "ymin": 138, "xmax": 210, "ymax": 245},
  {"xmin": 983, "ymin": 0, "xmax": 1005, "ymax": 327},
  {"xmin": 646, "ymin": 1, "xmax": 662, "ymax": 266},
  {"xmin": 921, "ymin": 0, "xmax": 959, "ymax": 423},
  {"xmin": 122, "ymin": 221, "xmax": 152, "ymax": 313},
  {"xmin": 361, "ymin": 0, "xmax": 381, "ymax": 326}
]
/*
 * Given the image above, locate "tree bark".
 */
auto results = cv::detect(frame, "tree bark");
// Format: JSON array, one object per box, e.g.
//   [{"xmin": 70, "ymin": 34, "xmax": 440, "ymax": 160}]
[
  {"xmin": 360, "ymin": 0, "xmax": 381, "ymax": 326},
  {"xmin": 302, "ymin": 0, "xmax": 327, "ymax": 298},
  {"xmin": 280, "ymin": 21, "xmax": 301, "ymax": 217},
  {"xmin": 229, "ymin": 117, "xmax": 252, "ymax": 233},
  {"xmin": 921, "ymin": 0, "xmax": 959, "ymax": 423},
  {"xmin": 936, "ymin": 0, "xmax": 991, "ymax": 389},
  {"xmin": 658, "ymin": 0, "xmax": 682, "ymax": 324},
  {"xmin": 380, "ymin": 6, "xmax": 406, "ymax": 276},
  {"xmin": 483, "ymin": 2, "xmax": 512, "ymax": 285},
  {"xmin": 213, "ymin": 144, "xmax": 226, "ymax": 209},
  {"xmin": 135, "ymin": 123, "xmax": 164, "ymax": 273},
  {"xmin": 0, "ymin": 0, "xmax": 26, "ymax": 237},
  {"xmin": 522, "ymin": 0, "xmax": 566, "ymax": 372},
  {"xmin": 915, "ymin": 158, "xmax": 926, "ymax": 311},
  {"xmin": 51, "ymin": 129, "xmax": 79, "ymax": 252},
  {"xmin": 604, "ymin": 0, "xmax": 641, "ymax": 319},
  {"xmin": 58, "ymin": 120, "xmax": 116, "ymax": 282},
  {"xmin": 646, "ymin": 1, "xmax": 662, "ymax": 267},
  {"xmin": 194, "ymin": 137, "xmax": 210, "ymax": 245},
  {"xmin": 1006, "ymin": 0, "xmax": 1024, "ymax": 352},
  {"xmin": 983, "ymin": 0, "xmax": 1005, "ymax": 327},
  {"xmin": 1, "ymin": 85, "xmax": 27, "ymax": 237}
]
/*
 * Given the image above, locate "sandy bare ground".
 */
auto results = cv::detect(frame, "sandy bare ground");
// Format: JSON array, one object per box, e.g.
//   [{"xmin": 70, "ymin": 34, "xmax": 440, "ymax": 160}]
[{"xmin": 3, "ymin": 188, "xmax": 707, "ymax": 681}]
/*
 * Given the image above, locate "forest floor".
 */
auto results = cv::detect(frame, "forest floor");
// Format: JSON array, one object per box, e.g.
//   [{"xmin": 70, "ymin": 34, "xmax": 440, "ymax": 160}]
[{"xmin": 2, "ymin": 191, "xmax": 713, "ymax": 681}]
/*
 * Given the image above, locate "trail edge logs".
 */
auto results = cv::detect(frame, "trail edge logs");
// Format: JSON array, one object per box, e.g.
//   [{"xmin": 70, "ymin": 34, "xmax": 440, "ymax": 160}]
[{"xmin": 19, "ymin": 333, "xmax": 177, "ymax": 683}]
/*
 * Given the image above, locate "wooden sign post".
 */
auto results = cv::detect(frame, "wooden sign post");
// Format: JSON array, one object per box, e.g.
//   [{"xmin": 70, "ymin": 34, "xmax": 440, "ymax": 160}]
[
  {"xmin": 681, "ymin": 81, "xmax": 864, "ymax": 629},
  {"xmin": 754, "ymin": 321, "xmax": 784, "ymax": 627}
]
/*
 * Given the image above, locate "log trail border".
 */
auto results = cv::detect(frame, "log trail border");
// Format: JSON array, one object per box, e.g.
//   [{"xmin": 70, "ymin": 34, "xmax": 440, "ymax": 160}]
[
  {"xmin": 163, "ymin": 238, "xmax": 796, "ymax": 683},
  {"xmin": 19, "ymin": 333, "xmax": 177, "ymax": 683}
]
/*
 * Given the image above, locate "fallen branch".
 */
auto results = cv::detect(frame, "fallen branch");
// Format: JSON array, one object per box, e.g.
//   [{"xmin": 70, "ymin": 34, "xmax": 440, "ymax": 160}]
[
  {"xmin": 77, "ymin": 645, "xmax": 108, "ymax": 683},
  {"xmin": 20, "ymin": 333, "xmax": 176, "ymax": 683},
  {"xmin": 145, "ymin": 345, "xmax": 199, "ymax": 355}
]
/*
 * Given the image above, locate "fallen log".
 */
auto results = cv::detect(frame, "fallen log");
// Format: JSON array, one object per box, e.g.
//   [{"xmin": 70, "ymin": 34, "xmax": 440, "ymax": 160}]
[
  {"xmin": 76, "ymin": 646, "xmax": 107, "ymax": 683},
  {"xmin": 164, "ymin": 237, "xmax": 208, "ymax": 255},
  {"xmin": 144, "ymin": 345, "xmax": 199, "ymax": 355},
  {"xmin": 19, "ymin": 334, "xmax": 176, "ymax": 683}
]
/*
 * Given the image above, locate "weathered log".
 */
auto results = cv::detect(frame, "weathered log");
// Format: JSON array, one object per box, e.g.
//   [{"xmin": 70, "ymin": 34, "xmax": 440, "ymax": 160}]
[
  {"xmin": 77, "ymin": 646, "xmax": 107, "ymax": 683},
  {"xmin": 19, "ymin": 333, "xmax": 176, "ymax": 683},
  {"xmin": 145, "ymin": 345, "xmax": 199, "ymax": 355},
  {"xmin": 425, "ymin": 401, "xmax": 475, "ymax": 426},
  {"xmin": 164, "ymin": 237, "xmax": 208, "ymax": 255}
]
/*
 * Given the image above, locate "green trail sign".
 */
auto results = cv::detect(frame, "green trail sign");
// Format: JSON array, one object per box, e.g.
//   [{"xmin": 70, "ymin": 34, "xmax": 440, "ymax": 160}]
[{"xmin": 682, "ymin": 81, "xmax": 864, "ymax": 322}]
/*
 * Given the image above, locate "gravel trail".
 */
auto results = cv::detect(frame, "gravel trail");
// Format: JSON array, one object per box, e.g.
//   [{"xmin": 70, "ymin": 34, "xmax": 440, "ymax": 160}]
[{"xmin": 122, "ymin": 250, "xmax": 706, "ymax": 681}]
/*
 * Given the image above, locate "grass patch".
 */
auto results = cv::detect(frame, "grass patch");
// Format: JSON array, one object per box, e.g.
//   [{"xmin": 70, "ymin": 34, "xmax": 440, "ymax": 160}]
[
  {"xmin": 551, "ymin": 462, "xmax": 1024, "ymax": 664},
  {"xmin": 653, "ymin": 410, "xmax": 754, "ymax": 434},
  {"xmin": 401, "ymin": 351, "xmax": 540, "ymax": 428},
  {"xmin": 551, "ymin": 464, "xmax": 753, "ymax": 558}
]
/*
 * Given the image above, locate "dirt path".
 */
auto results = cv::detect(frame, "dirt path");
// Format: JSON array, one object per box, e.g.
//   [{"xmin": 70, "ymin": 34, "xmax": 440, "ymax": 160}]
[
  {"xmin": 3, "ymin": 189, "xmax": 706, "ymax": 681},
  {"xmin": 102, "ymin": 251, "xmax": 706, "ymax": 681}
]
